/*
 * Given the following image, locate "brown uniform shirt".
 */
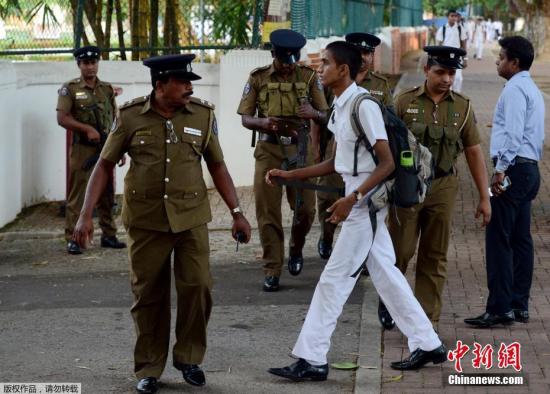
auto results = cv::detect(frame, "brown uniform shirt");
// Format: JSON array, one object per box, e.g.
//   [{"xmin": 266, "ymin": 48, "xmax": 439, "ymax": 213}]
[
  {"xmin": 56, "ymin": 77, "xmax": 116, "ymax": 133},
  {"xmin": 101, "ymin": 94, "xmax": 224, "ymax": 233},
  {"xmin": 395, "ymin": 83, "xmax": 480, "ymax": 148},
  {"xmin": 237, "ymin": 63, "xmax": 329, "ymax": 117}
]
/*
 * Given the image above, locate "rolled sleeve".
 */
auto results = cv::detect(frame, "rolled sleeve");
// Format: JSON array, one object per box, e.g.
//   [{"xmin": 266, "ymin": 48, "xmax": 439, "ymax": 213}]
[{"xmin": 100, "ymin": 122, "xmax": 129, "ymax": 163}]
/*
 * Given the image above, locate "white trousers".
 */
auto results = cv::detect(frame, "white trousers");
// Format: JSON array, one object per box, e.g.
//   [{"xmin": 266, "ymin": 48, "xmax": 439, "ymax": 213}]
[
  {"xmin": 475, "ymin": 39, "xmax": 484, "ymax": 60},
  {"xmin": 452, "ymin": 68, "xmax": 463, "ymax": 93},
  {"xmin": 292, "ymin": 174, "xmax": 441, "ymax": 365}
]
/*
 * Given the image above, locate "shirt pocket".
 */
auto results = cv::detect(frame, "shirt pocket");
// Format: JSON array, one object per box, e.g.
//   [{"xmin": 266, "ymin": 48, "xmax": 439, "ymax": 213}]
[
  {"xmin": 180, "ymin": 132, "xmax": 203, "ymax": 158},
  {"xmin": 129, "ymin": 132, "xmax": 162, "ymax": 164}
]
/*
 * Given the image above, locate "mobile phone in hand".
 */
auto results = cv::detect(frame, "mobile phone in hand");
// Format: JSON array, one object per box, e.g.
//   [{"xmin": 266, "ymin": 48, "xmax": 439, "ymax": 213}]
[{"xmin": 500, "ymin": 176, "xmax": 512, "ymax": 191}]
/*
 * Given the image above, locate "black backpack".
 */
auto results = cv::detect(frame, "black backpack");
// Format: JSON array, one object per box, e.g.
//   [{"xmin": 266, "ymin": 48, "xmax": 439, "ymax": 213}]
[{"xmin": 349, "ymin": 93, "xmax": 433, "ymax": 209}]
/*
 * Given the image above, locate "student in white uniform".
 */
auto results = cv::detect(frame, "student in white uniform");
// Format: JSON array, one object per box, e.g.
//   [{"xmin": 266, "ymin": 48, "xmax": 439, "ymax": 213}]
[
  {"xmin": 436, "ymin": 9, "xmax": 468, "ymax": 92},
  {"xmin": 265, "ymin": 41, "xmax": 446, "ymax": 382},
  {"xmin": 474, "ymin": 17, "xmax": 486, "ymax": 60}
]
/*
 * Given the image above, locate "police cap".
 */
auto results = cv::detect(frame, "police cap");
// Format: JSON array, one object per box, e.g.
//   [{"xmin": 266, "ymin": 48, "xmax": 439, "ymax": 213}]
[
  {"xmin": 345, "ymin": 32, "xmax": 381, "ymax": 52},
  {"xmin": 270, "ymin": 29, "xmax": 306, "ymax": 64},
  {"xmin": 424, "ymin": 45, "xmax": 466, "ymax": 69},
  {"xmin": 73, "ymin": 45, "xmax": 100, "ymax": 61},
  {"xmin": 142, "ymin": 54, "xmax": 201, "ymax": 81}
]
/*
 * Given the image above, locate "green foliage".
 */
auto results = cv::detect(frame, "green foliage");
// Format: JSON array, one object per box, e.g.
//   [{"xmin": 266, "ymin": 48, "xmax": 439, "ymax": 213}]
[{"xmin": 208, "ymin": 0, "xmax": 255, "ymax": 46}]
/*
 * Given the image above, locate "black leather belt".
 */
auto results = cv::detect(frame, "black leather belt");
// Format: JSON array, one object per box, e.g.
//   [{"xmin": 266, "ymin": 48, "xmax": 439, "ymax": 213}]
[
  {"xmin": 492, "ymin": 156, "xmax": 538, "ymax": 167},
  {"xmin": 258, "ymin": 133, "xmax": 297, "ymax": 145},
  {"xmin": 434, "ymin": 168, "xmax": 454, "ymax": 179}
]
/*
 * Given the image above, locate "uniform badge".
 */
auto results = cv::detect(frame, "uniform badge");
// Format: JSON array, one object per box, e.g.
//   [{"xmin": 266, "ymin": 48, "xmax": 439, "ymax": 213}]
[
  {"xmin": 184, "ymin": 127, "xmax": 202, "ymax": 137},
  {"xmin": 212, "ymin": 118, "xmax": 218, "ymax": 136},
  {"xmin": 75, "ymin": 91, "xmax": 88, "ymax": 100},
  {"xmin": 406, "ymin": 108, "xmax": 419, "ymax": 114},
  {"xmin": 453, "ymin": 112, "xmax": 461, "ymax": 117},
  {"xmin": 58, "ymin": 87, "xmax": 69, "ymax": 96},
  {"xmin": 242, "ymin": 82, "xmax": 251, "ymax": 97}
]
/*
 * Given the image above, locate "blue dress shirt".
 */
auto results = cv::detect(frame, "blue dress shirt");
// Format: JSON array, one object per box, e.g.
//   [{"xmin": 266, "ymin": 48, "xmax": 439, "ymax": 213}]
[{"xmin": 490, "ymin": 71, "xmax": 545, "ymax": 172}]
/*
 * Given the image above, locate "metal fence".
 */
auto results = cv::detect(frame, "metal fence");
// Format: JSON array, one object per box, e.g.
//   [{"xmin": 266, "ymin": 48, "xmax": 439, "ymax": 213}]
[{"xmin": 390, "ymin": 0, "xmax": 423, "ymax": 27}]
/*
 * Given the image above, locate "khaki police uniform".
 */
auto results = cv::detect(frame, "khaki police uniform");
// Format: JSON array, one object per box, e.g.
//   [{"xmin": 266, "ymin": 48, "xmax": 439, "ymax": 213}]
[
  {"xmin": 389, "ymin": 83, "xmax": 480, "ymax": 322},
  {"xmin": 237, "ymin": 64, "xmax": 329, "ymax": 277},
  {"xmin": 100, "ymin": 93, "xmax": 224, "ymax": 379},
  {"xmin": 56, "ymin": 77, "xmax": 117, "ymax": 241},
  {"xmin": 317, "ymin": 72, "xmax": 393, "ymax": 247}
]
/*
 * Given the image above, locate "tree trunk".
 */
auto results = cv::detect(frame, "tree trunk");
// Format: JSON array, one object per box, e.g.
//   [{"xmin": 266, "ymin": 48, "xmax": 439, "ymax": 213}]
[
  {"xmin": 115, "ymin": 0, "xmax": 126, "ymax": 60},
  {"xmin": 150, "ymin": 0, "xmax": 159, "ymax": 56},
  {"xmin": 103, "ymin": 0, "xmax": 114, "ymax": 60},
  {"xmin": 83, "ymin": 1, "xmax": 105, "ymax": 48},
  {"xmin": 164, "ymin": 0, "xmax": 179, "ymax": 54},
  {"xmin": 131, "ymin": 0, "xmax": 140, "ymax": 60},
  {"xmin": 139, "ymin": 0, "xmax": 149, "ymax": 59}
]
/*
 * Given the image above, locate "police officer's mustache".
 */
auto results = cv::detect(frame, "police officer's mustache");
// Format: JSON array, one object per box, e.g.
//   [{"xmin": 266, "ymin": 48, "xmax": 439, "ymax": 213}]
[{"xmin": 182, "ymin": 90, "xmax": 194, "ymax": 98}]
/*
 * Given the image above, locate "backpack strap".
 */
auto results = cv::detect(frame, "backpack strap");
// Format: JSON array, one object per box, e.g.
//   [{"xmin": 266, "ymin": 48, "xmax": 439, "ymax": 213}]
[
  {"xmin": 349, "ymin": 93, "xmax": 383, "ymax": 176},
  {"xmin": 442, "ymin": 25, "xmax": 446, "ymax": 41}
]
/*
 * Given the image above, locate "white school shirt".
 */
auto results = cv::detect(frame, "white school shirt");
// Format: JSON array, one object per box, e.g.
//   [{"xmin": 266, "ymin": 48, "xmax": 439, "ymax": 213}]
[
  {"xmin": 436, "ymin": 22, "xmax": 467, "ymax": 48},
  {"xmin": 327, "ymin": 82, "xmax": 388, "ymax": 176}
]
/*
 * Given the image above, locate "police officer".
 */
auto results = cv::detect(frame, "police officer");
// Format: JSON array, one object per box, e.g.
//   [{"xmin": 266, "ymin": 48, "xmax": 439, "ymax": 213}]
[
  {"xmin": 56, "ymin": 45, "xmax": 126, "ymax": 254},
  {"xmin": 314, "ymin": 32, "xmax": 393, "ymax": 260},
  {"xmin": 73, "ymin": 54, "xmax": 252, "ymax": 394},
  {"xmin": 238, "ymin": 29, "xmax": 329, "ymax": 291},
  {"xmin": 384, "ymin": 46, "xmax": 491, "ymax": 326}
]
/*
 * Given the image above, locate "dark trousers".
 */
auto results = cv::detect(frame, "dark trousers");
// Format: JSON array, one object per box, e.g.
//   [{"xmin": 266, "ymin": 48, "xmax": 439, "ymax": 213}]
[{"xmin": 486, "ymin": 162, "xmax": 540, "ymax": 315}]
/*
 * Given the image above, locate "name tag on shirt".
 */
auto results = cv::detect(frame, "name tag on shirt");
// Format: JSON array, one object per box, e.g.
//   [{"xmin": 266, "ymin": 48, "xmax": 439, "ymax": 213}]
[
  {"xmin": 75, "ymin": 91, "xmax": 88, "ymax": 100},
  {"xmin": 184, "ymin": 127, "xmax": 202, "ymax": 136},
  {"xmin": 406, "ymin": 108, "xmax": 419, "ymax": 114}
]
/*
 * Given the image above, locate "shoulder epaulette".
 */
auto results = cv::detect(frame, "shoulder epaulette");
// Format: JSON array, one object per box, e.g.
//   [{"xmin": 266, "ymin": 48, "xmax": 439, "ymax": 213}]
[
  {"xmin": 250, "ymin": 64, "xmax": 271, "ymax": 75},
  {"xmin": 451, "ymin": 91, "xmax": 471, "ymax": 103},
  {"xmin": 120, "ymin": 95, "xmax": 148, "ymax": 110},
  {"xmin": 371, "ymin": 72, "xmax": 389, "ymax": 82},
  {"xmin": 395, "ymin": 86, "xmax": 419, "ymax": 99},
  {"xmin": 189, "ymin": 96, "xmax": 215, "ymax": 110},
  {"xmin": 66, "ymin": 78, "xmax": 81, "ymax": 85}
]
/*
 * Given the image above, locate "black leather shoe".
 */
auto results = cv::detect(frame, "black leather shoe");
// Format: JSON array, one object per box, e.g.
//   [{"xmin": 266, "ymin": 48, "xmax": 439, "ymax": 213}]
[
  {"xmin": 317, "ymin": 239, "xmax": 332, "ymax": 260},
  {"xmin": 100, "ymin": 235, "xmax": 126, "ymax": 249},
  {"xmin": 136, "ymin": 377, "xmax": 158, "ymax": 394},
  {"xmin": 263, "ymin": 276, "xmax": 280, "ymax": 292},
  {"xmin": 378, "ymin": 300, "xmax": 395, "ymax": 330},
  {"xmin": 177, "ymin": 363, "xmax": 205, "ymax": 386},
  {"xmin": 67, "ymin": 240, "xmax": 82, "ymax": 255},
  {"xmin": 268, "ymin": 358, "xmax": 328, "ymax": 381},
  {"xmin": 390, "ymin": 344, "xmax": 447, "ymax": 370},
  {"xmin": 288, "ymin": 254, "xmax": 304, "ymax": 276},
  {"xmin": 513, "ymin": 309, "xmax": 529, "ymax": 323},
  {"xmin": 464, "ymin": 311, "xmax": 515, "ymax": 328}
]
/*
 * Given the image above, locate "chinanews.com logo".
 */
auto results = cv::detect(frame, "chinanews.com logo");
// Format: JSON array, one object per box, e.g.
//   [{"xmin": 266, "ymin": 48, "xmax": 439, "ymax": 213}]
[{"xmin": 445, "ymin": 340, "xmax": 525, "ymax": 386}]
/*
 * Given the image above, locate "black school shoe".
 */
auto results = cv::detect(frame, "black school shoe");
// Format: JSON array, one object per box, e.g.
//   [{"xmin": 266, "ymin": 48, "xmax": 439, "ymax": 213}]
[
  {"xmin": 100, "ymin": 235, "xmax": 126, "ymax": 249},
  {"xmin": 67, "ymin": 240, "xmax": 82, "ymax": 255},
  {"xmin": 390, "ymin": 344, "xmax": 447, "ymax": 370},
  {"xmin": 463, "ymin": 311, "xmax": 515, "ymax": 328},
  {"xmin": 175, "ymin": 363, "xmax": 205, "ymax": 386},
  {"xmin": 268, "ymin": 358, "xmax": 328, "ymax": 381},
  {"xmin": 136, "ymin": 377, "xmax": 158, "ymax": 394}
]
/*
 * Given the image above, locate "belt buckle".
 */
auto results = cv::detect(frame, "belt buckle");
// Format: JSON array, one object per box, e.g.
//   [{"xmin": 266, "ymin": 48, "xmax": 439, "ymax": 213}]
[{"xmin": 280, "ymin": 136, "xmax": 292, "ymax": 145}]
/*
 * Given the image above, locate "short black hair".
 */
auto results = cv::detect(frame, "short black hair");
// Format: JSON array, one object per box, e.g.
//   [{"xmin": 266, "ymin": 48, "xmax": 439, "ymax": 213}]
[
  {"xmin": 151, "ymin": 73, "xmax": 170, "ymax": 89},
  {"xmin": 325, "ymin": 41, "xmax": 362, "ymax": 80},
  {"xmin": 448, "ymin": 9, "xmax": 457, "ymax": 15},
  {"xmin": 499, "ymin": 36, "xmax": 534, "ymax": 70}
]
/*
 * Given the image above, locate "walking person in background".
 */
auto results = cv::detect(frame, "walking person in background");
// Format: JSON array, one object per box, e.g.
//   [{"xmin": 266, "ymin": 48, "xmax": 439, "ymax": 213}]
[
  {"xmin": 436, "ymin": 10, "xmax": 468, "ymax": 92},
  {"xmin": 473, "ymin": 18, "xmax": 486, "ymax": 60},
  {"xmin": 465, "ymin": 36, "xmax": 544, "ymax": 328}
]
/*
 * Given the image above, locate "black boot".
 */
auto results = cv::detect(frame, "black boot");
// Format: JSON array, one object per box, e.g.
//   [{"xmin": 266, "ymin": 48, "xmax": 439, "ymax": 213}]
[
  {"xmin": 288, "ymin": 254, "xmax": 304, "ymax": 276},
  {"xmin": 263, "ymin": 276, "xmax": 280, "ymax": 292},
  {"xmin": 136, "ymin": 377, "xmax": 158, "ymax": 393},
  {"xmin": 67, "ymin": 240, "xmax": 82, "ymax": 255}
]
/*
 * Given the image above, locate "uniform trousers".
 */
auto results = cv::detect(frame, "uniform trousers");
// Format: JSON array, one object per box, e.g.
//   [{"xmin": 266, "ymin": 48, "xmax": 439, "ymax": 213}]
[
  {"xmin": 452, "ymin": 69, "xmax": 463, "ymax": 93},
  {"xmin": 253, "ymin": 141, "xmax": 316, "ymax": 277},
  {"xmin": 65, "ymin": 143, "xmax": 117, "ymax": 241},
  {"xmin": 485, "ymin": 161, "xmax": 540, "ymax": 315},
  {"xmin": 292, "ymin": 173, "xmax": 441, "ymax": 365},
  {"xmin": 317, "ymin": 138, "xmax": 345, "ymax": 245},
  {"xmin": 475, "ymin": 38, "xmax": 484, "ymax": 60},
  {"xmin": 128, "ymin": 224, "xmax": 212, "ymax": 380},
  {"xmin": 388, "ymin": 175, "xmax": 459, "ymax": 322}
]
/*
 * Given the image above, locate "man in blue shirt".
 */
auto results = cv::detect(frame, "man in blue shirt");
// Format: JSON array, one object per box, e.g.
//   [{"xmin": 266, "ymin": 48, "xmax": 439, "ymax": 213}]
[{"xmin": 465, "ymin": 36, "xmax": 545, "ymax": 328}]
